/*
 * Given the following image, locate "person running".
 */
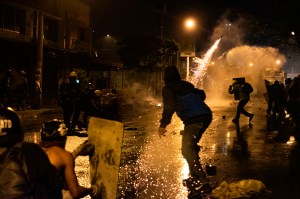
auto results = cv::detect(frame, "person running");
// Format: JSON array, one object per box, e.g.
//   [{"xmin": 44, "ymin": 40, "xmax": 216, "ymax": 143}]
[
  {"xmin": 228, "ymin": 78, "xmax": 254, "ymax": 124},
  {"xmin": 158, "ymin": 65, "xmax": 213, "ymax": 195}
]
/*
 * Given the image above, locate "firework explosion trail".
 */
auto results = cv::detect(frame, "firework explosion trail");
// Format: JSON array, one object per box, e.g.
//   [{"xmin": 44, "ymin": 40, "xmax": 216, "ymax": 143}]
[{"xmin": 189, "ymin": 37, "xmax": 222, "ymax": 88}]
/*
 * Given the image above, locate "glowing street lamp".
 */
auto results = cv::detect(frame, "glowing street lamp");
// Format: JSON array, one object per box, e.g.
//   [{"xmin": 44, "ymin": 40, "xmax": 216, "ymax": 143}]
[
  {"xmin": 183, "ymin": 18, "xmax": 197, "ymax": 80},
  {"xmin": 185, "ymin": 18, "xmax": 195, "ymax": 30}
]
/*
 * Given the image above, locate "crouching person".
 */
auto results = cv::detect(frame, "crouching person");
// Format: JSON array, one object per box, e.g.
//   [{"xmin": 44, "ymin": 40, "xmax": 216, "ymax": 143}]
[
  {"xmin": 0, "ymin": 107, "xmax": 62, "ymax": 199},
  {"xmin": 39, "ymin": 119, "xmax": 100, "ymax": 199}
]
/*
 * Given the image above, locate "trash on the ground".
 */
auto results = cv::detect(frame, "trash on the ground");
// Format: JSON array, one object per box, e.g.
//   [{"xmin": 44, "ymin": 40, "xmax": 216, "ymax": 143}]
[
  {"xmin": 222, "ymin": 115, "xmax": 226, "ymax": 119},
  {"xmin": 212, "ymin": 179, "xmax": 268, "ymax": 198},
  {"xmin": 206, "ymin": 164, "xmax": 216, "ymax": 176}
]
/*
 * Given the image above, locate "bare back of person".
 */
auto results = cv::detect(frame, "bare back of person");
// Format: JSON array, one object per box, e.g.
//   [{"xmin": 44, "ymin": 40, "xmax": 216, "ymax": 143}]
[{"xmin": 42, "ymin": 145, "xmax": 92, "ymax": 199}]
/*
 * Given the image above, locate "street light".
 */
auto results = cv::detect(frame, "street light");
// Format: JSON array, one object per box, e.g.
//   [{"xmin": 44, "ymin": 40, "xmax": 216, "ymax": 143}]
[
  {"xmin": 184, "ymin": 18, "xmax": 196, "ymax": 31},
  {"xmin": 182, "ymin": 18, "xmax": 196, "ymax": 80}
]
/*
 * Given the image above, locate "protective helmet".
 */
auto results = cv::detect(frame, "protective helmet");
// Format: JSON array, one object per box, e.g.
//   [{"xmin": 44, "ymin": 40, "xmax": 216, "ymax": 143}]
[
  {"xmin": 94, "ymin": 89, "xmax": 102, "ymax": 97},
  {"xmin": 0, "ymin": 107, "xmax": 24, "ymax": 146},
  {"xmin": 41, "ymin": 119, "xmax": 68, "ymax": 142},
  {"xmin": 69, "ymin": 71, "xmax": 77, "ymax": 77}
]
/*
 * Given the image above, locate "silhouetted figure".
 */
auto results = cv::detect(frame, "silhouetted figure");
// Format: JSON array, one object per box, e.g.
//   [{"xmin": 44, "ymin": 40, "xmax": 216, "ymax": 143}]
[
  {"xmin": 31, "ymin": 74, "xmax": 42, "ymax": 109},
  {"xmin": 58, "ymin": 71, "xmax": 81, "ymax": 132},
  {"xmin": 16, "ymin": 70, "xmax": 28, "ymax": 111},
  {"xmin": 0, "ymin": 107, "xmax": 62, "ymax": 198},
  {"xmin": 158, "ymin": 65, "xmax": 213, "ymax": 196},
  {"xmin": 1, "ymin": 68, "xmax": 16, "ymax": 107},
  {"xmin": 265, "ymin": 80, "xmax": 273, "ymax": 115},
  {"xmin": 269, "ymin": 80, "xmax": 286, "ymax": 118},
  {"xmin": 229, "ymin": 78, "xmax": 254, "ymax": 124},
  {"xmin": 287, "ymin": 75, "xmax": 300, "ymax": 141}
]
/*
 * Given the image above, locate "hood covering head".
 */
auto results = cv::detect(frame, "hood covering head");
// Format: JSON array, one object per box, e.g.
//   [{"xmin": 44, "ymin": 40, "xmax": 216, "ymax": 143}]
[{"xmin": 164, "ymin": 65, "xmax": 181, "ymax": 84}]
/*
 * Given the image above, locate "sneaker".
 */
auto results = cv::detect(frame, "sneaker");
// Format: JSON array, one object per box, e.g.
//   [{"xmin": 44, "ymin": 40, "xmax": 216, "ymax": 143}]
[
  {"xmin": 249, "ymin": 114, "xmax": 254, "ymax": 122},
  {"xmin": 232, "ymin": 118, "xmax": 239, "ymax": 124},
  {"xmin": 194, "ymin": 182, "xmax": 212, "ymax": 193},
  {"xmin": 183, "ymin": 178, "xmax": 212, "ymax": 193}
]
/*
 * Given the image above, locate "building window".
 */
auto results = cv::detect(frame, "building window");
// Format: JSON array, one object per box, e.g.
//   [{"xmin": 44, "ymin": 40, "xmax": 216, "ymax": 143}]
[
  {"xmin": 44, "ymin": 16, "xmax": 58, "ymax": 42},
  {"xmin": 0, "ymin": 3, "xmax": 26, "ymax": 34}
]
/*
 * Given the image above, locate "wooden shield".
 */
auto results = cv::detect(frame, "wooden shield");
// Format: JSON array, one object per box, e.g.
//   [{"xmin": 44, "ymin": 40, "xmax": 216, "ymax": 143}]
[{"xmin": 88, "ymin": 117, "xmax": 124, "ymax": 199}]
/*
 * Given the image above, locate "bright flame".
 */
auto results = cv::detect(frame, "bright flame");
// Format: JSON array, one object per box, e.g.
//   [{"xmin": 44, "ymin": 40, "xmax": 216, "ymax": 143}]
[{"xmin": 189, "ymin": 38, "xmax": 221, "ymax": 88}]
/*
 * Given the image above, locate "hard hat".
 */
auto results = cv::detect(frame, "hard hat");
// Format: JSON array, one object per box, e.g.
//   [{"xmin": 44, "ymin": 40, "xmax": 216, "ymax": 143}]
[
  {"xmin": 41, "ymin": 119, "xmax": 68, "ymax": 142},
  {"xmin": 94, "ymin": 90, "xmax": 102, "ymax": 97},
  {"xmin": 0, "ymin": 107, "xmax": 24, "ymax": 146},
  {"xmin": 69, "ymin": 71, "xmax": 77, "ymax": 77}
]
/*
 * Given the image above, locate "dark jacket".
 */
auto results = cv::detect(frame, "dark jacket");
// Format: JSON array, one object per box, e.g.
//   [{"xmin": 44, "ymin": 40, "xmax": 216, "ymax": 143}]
[
  {"xmin": 160, "ymin": 80, "xmax": 212, "ymax": 128},
  {"xmin": 0, "ymin": 142, "xmax": 62, "ymax": 199}
]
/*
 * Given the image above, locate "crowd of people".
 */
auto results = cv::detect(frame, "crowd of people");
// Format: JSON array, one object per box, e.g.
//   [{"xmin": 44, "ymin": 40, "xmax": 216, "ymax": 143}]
[
  {"xmin": 0, "ymin": 70, "xmax": 123, "ymax": 198},
  {"xmin": 2, "ymin": 66, "xmax": 300, "ymax": 198},
  {"xmin": 58, "ymin": 71, "xmax": 121, "ymax": 134},
  {"xmin": 0, "ymin": 68, "xmax": 42, "ymax": 111},
  {"xmin": 264, "ymin": 75, "xmax": 300, "ymax": 141}
]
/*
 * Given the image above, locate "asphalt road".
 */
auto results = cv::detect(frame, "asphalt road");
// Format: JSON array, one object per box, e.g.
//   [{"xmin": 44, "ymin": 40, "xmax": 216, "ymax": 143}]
[{"xmin": 19, "ymin": 96, "xmax": 300, "ymax": 199}]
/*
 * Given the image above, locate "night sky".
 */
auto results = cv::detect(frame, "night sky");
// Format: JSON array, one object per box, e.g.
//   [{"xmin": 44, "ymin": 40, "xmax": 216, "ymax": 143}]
[
  {"xmin": 87, "ymin": 0, "xmax": 300, "ymax": 51},
  {"xmin": 90, "ymin": 1, "xmax": 230, "ymax": 39}
]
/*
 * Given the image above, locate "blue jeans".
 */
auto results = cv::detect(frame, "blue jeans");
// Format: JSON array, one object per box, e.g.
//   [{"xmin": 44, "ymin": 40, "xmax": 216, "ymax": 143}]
[{"xmin": 182, "ymin": 116, "xmax": 212, "ymax": 181}]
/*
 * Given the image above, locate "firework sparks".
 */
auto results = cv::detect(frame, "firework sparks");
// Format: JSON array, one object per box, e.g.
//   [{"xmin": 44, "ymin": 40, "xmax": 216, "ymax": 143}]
[{"xmin": 189, "ymin": 38, "xmax": 222, "ymax": 88}]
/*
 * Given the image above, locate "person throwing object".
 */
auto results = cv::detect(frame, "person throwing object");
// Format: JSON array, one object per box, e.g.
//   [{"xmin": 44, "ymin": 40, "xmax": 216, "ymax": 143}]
[{"xmin": 158, "ymin": 66, "xmax": 213, "ymax": 195}]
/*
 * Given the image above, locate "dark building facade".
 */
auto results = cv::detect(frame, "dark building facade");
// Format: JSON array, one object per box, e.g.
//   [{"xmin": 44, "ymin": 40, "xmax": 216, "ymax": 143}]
[{"xmin": 0, "ymin": 0, "xmax": 92, "ymax": 100}]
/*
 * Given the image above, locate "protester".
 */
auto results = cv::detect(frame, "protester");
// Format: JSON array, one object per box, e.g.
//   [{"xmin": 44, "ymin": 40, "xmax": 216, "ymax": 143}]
[
  {"xmin": 1, "ymin": 68, "xmax": 16, "ymax": 107},
  {"xmin": 58, "ymin": 71, "xmax": 81, "ymax": 133},
  {"xmin": 265, "ymin": 80, "xmax": 273, "ymax": 116},
  {"xmin": 269, "ymin": 80, "xmax": 286, "ymax": 118},
  {"xmin": 39, "ymin": 119, "xmax": 100, "ymax": 198},
  {"xmin": 228, "ymin": 78, "xmax": 254, "ymax": 124},
  {"xmin": 16, "ymin": 70, "xmax": 28, "ymax": 111},
  {"xmin": 286, "ymin": 75, "xmax": 300, "ymax": 141},
  {"xmin": 31, "ymin": 73, "xmax": 42, "ymax": 109},
  {"xmin": 158, "ymin": 65, "xmax": 212, "ymax": 195},
  {"xmin": 0, "ymin": 107, "xmax": 62, "ymax": 199}
]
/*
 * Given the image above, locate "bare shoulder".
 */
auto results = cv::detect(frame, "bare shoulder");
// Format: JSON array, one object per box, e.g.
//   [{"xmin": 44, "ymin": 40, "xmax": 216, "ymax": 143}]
[{"xmin": 43, "ymin": 146, "xmax": 73, "ymax": 166}]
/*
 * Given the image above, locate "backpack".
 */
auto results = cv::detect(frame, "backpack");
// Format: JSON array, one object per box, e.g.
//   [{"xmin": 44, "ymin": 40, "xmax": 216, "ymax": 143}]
[{"xmin": 0, "ymin": 143, "xmax": 32, "ymax": 199}]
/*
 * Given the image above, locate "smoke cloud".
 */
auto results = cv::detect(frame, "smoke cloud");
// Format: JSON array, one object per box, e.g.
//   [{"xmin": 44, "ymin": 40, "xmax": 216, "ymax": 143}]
[{"xmin": 194, "ymin": 14, "xmax": 287, "ymax": 104}]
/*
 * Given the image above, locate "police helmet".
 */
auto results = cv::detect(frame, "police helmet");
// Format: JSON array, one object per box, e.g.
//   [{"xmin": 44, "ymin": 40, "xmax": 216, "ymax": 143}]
[
  {"xmin": 41, "ymin": 119, "xmax": 68, "ymax": 142},
  {"xmin": 0, "ymin": 107, "xmax": 24, "ymax": 146},
  {"xmin": 94, "ymin": 89, "xmax": 102, "ymax": 97}
]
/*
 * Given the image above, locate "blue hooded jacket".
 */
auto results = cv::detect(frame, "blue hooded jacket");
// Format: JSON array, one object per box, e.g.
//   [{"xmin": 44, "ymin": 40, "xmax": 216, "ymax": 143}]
[{"xmin": 160, "ymin": 66, "xmax": 212, "ymax": 128}]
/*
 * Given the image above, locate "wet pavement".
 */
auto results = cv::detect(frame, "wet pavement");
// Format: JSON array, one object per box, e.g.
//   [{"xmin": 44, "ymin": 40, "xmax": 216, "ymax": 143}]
[{"xmin": 19, "ymin": 96, "xmax": 300, "ymax": 199}]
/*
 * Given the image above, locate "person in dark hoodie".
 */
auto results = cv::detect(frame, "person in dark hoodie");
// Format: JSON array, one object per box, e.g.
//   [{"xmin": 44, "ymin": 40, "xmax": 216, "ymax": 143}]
[{"xmin": 158, "ymin": 65, "xmax": 212, "ymax": 195}]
